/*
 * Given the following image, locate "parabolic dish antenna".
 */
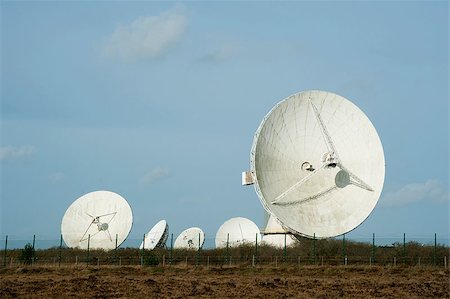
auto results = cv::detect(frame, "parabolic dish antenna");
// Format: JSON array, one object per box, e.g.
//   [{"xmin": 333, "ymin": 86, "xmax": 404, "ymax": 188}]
[
  {"xmin": 262, "ymin": 214, "xmax": 297, "ymax": 248},
  {"xmin": 215, "ymin": 217, "xmax": 261, "ymax": 248},
  {"xmin": 140, "ymin": 220, "xmax": 169, "ymax": 250},
  {"xmin": 61, "ymin": 190, "xmax": 133, "ymax": 250},
  {"xmin": 247, "ymin": 90, "xmax": 385, "ymax": 238},
  {"xmin": 174, "ymin": 227, "xmax": 205, "ymax": 250}
]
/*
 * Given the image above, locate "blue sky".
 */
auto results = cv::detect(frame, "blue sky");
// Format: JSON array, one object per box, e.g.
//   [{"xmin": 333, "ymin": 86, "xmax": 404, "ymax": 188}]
[{"xmin": 1, "ymin": 1, "xmax": 448, "ymax": 246}]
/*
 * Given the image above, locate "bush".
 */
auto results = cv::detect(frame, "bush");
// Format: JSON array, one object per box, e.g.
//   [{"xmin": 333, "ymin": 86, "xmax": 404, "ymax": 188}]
[
  {"xmin": 20, "ymin": 243, "xmax": 35, "ymax": 264},
  {"xmin": 143, "ymin": 252, "xmax": 159, "ymax": 266}
]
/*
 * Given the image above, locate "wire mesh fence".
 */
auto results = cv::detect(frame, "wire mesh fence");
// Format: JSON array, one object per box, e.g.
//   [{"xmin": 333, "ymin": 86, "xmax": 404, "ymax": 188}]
[{"xmin": 1, "ymin": 233, "xmax": 448, "ymax": 268}]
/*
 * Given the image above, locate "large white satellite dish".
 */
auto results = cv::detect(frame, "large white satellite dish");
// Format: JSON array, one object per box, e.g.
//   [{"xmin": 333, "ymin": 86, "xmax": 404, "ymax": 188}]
[
  {"xmin": 61, "ymin": 190, "xmax": 133, "ymax": 250},
  {"xmin": 140, "ymin": 220, "xmax": 169, "ymax": 250},
  {"xmin": 174, "ymin": 227, "xmax": 205, "ymax": 250},
  {"xmin": 247, "ymin": 90, "xmax": 385, "ymax": 238},
  {"xmin": 262, "ymin": 214, "xmax": 296, "ymax": 248},
  {"xmin": 215, "ymin": 217, "xmax": 261, "ymax": 248}
]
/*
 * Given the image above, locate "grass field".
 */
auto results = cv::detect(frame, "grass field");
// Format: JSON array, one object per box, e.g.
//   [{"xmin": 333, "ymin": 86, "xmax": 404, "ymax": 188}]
[
  {"xmin": 0, "ymin": 266, "xmax": 450, "ymax": 298},
  {"xmin": 0, "ymin": 265, "xmax": 449, "ymax": 298},
  {"xmin": 2, "ymin": 239, "xmax": 448, "ymax": 298}
]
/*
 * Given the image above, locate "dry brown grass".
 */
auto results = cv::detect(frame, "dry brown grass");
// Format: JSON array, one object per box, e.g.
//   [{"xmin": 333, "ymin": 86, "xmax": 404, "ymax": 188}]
[{"xmin": 0, "ymin": 265, "xmax": 449, "ymax": 298}]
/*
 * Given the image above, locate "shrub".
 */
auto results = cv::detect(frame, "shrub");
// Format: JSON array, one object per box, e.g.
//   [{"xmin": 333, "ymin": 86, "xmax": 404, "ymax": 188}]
[
  {"xmin": 143, "ymin": 252, "xmax": 159, "ymax": 266},
  {"xmin": 20, "ymin": 243, "xmax": 35, "ymax": 264}
]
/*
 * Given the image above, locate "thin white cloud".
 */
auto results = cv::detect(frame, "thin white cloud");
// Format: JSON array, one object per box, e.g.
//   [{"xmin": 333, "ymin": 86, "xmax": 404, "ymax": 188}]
[
  {"xmin": 102, "ymin": 6, "xmax": 188, "ymax": 62},
  {"xmin": 48, "ymin": 172, "xmax": 64, "ymax": 183},
  {"xmin": 381, "ymin": 179, "xmax": 449, "ymax": 207},
  {"xmin": 0, "ymin": 146, "xmax": 36, "ymax": 160},
  {"xmin": 140, "ymin": 167, "xmax": 170, "ymax": 186},
  {"xmin": 196, "ymin": 42, "xmax": 239, "ymax": 63}
]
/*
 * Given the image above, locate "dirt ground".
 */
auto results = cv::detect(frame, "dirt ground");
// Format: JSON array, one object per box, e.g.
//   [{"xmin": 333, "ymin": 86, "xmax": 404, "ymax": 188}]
[{"xmin": 0, "ymin": 265, "xmax": 449, "ymax": 298}]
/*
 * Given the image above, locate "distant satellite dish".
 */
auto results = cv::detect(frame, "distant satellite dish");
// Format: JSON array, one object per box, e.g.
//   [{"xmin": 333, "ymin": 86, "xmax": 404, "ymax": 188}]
[
  {"xmin": 140, "ymin": 220, "xmax": 169, "ymax": 250},
  {"xmin": 215, "ymin": 217, "xmax": 261, "ymax": 248},
  {"xmin": 61, "ymin": 190, "xmax": 133, "ymax": 250},
  {"xmin": 262, "ymin": 214, "xmax": 297, "ymax": 248},
  {"xmin": 174, "ymin": 227, "xmax": 205, "ymax": 250},
  {"xmin": 248, "ymin": 90, "xmax": 385, "ymax": 238}
]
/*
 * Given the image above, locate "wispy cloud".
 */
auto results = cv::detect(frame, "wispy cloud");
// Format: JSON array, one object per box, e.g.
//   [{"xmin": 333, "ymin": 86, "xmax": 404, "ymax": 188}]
[
  {"xmin": 140, "ymin": 167, "xmax": 170, "ymax": 186},
  {"xmin": 196, "ymin": 42, "xmax": 239, "ymax": 64},
  {"xmin": 0, "ymin": 146, "xmax": 36, "ymax": 160},
  {"xmin": 101, "ymin": 6, "xmax": 188, "ymax": 62},
  {"xmin": 48, "ymin": 172, "xmax": 64, "ymax": 183},
  {"xmin": 381, "ymin": 179, "xmax": 449, "ymax": 207}
]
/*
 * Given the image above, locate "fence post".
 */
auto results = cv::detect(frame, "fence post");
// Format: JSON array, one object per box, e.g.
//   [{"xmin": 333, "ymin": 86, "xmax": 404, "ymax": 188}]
[
  {"xmin": 115, "ymin": 234, "xmax": 118, "ymax": 266},
  {"xmin": 86, "ymin": 234, "xmax": 90, "ymax": 266},
  {"xmin": 444, "ymin": 256, "xmax": 447, "ymax": 269},
  {"xmin": 433, "ymin": 233, "xmax": 437, "ymax": 266},
  {"xmin": 141, "ymin": 234, "xmax": 145, "ymax": 266},
  {"xmin": 255, "ymin": 233, "xmax": 258, "ymax": 260},
  {"xmin": 207, "ymin": 256, "xmax": 210, "ymax": 269},
  {"xmin": 371, "ymin": 233, "xmax": 376, "ymax": 264},
  {"xmin": 59, "ymin": 234, "xmax": 63, "ymax": 267},
  {"xmin": 283, "ymin": 234, "xmax": 287, "ymax": 261},
  {"xmin": 196, "ymin": 233, "xmax": 200, "ymax": 266},
  {"xmin": 32, "ymin": 234, "xmax": 36, "ymax": 266},
  {"xmin": 226, "ymin": 233, "xmax": 230, "ymax": 264},
  {"xmin": 170, "ymin": 233, "xmax": 173, "ymax": 265},
  {"xmin": 252, "ymin": 255, "xmax": 255, "ymax": 267},
  {"xmin": 342, "ymin": 233, "xmax": 346, "ymax": 265},
  {"xmin": 403, "ymin": 233, "xmax": 406, "ymax": 265},
  {"xmin": 313, "ymin": 233, "xmax": 316, "ymax": 265},
  {"xmin": 3, "ymin": 235, "xmax": 8, "ymax": 267}
]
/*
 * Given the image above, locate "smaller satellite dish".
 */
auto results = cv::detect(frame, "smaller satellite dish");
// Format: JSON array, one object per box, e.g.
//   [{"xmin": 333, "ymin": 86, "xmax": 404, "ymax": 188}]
[
  {"xmin": 262, "ymin": 215, "xmax": 297, "ymax": 248},
  {"xmin": 140, "ymin": 220, "xmax": 169, "ymax": 250},
  {"xmin": 174, "ymin": 227, "xmax": 205, "ymax": 250},
  {"xmin": 215, "ymin": 217, "xmax": 261, "ymax": 248},
  {"xmin": 61, "ymin": 190, "xmax": 133, "ymax": 250}
]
